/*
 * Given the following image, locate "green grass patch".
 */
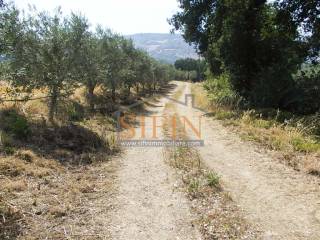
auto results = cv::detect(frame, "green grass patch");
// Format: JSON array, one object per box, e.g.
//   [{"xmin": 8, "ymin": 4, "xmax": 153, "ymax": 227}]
[
  {"xmin": 206, "ymin": 171, "xmax": 220, "ymax": 188},
  {"xmin": 291, "ymin": 137, "xmax": 320, "ymax": 153}
]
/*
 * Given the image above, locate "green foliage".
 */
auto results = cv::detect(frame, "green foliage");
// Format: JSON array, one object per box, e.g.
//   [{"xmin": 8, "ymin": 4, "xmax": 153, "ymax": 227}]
[
  {"xmin": 204, "ymin": 73, "xmax": 242, "ymax": 107},
  {"xmin": 188, "ymin": 178, "xmax": 200, "ymax": 194},
  {"xmin": 65, "ymin": 102, "xmax": 85, "ymax": 122},
  {"xmin": 175, "ymin": 58, "xmax": 198, "ymax": 72},
  {"xmin": 290, "ymin": 137, "xmax": 320, "ymax": 153},
  {"xmin": 0, "ymin": 130, "xmax": 15, "ymax": 154},
  {"xmin": 0, "ymin": 3, "xmax": 177, "ymax": 122},
  {"xmin": 206, "ymin": 172, "xmax": 220, "ymax": 188},
  {"xmin": 170, "ymin": 0, "xmax": 319, "ymax": 114},
  {"xmin": 0, "ymin": 110, "xmax": 30, "ymax": 139},
  {"xmin": 174, "ymin": 58, "xmax": 206, "ymax": 81},
  {"xmin": 290, "ymin": 67, "xmax": 320, "ymax": 114},
  {"xmin": 276, "ymin": 0, "xmax": 320, "ymax": 61}
]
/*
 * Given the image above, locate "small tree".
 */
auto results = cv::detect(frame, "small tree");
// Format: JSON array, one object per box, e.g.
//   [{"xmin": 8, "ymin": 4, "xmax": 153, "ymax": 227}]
[
  {"xmin": 68, "ymin": 14, "xmax": 102, "ymax": 112},
  {"xmin": 6, "ymin": 9, "xmax": 87, "ymax": 122},
  {"xmin": 96, "ymin": 29, "xmax": 125, "ymax": 101},
  {"xmin": 119, "ymin": 39, "xmax": 139, "ymax": 97}
]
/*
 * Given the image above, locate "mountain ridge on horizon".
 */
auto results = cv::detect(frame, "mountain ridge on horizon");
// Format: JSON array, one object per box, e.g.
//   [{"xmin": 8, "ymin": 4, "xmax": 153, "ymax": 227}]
[{"xmin": 126, "ymin": 33, "xmax": 198, "ymax": 64}]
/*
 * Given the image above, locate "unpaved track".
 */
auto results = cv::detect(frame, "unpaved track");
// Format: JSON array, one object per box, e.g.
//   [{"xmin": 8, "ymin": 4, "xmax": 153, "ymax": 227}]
[
  {"xmin": 109, "ymin": 90, "xmax": 201, "ymax": 240},
  {"xmin": 175, "ymin": 81, "xmax": 320, "ymax": 240}
]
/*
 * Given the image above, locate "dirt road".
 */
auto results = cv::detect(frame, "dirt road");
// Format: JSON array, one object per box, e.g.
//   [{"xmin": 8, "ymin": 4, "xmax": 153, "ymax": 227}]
[
  {"xmin": 175, "ymin": 81, "xmax": 320, "ymax": 240},
  {"xmin": 109, "ymin": 91, "xmax": 201, "ymax": 239},
  {"xmin": 108, "ymin": 81, "xmax": 320, "ymax": 240}
]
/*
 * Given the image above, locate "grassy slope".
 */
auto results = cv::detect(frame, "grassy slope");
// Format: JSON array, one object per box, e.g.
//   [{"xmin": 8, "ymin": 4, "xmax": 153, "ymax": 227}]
[
  {"xmin": 0, "ymin": 84, "xmax": 120, "ymax": 239},
  {"xmin": 0, "ymin": 81, "xmax": 173, "ymax": 238}
]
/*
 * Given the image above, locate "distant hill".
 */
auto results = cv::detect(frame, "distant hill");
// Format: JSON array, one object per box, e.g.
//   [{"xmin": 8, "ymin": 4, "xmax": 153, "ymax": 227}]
[{"xmin": 127, "ymin": 33, "xmax": 198, "ymax": 64}]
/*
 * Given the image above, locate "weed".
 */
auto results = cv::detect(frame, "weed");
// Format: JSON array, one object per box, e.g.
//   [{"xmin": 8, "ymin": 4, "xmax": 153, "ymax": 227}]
[
  {"xmin": 291, "ymin": 137, "xmax": 320, "ymax": 153},
  {"xmin": 3, "ymin": 146, "xmax": 15, "ymax": 155},
  {"xmin": 215, "ymin": 110, "xmax": 236, "ymax": 120},
  {"xmin": 206, "ymin": 171, "xmax": 220, "ymax": 188},
  {"xmin": 188, "ymin": 178, "xmax": 200, "ymax": 194}
]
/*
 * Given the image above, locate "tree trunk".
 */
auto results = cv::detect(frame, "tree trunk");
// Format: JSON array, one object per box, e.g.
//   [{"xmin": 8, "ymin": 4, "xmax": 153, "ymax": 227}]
[
  {"xmin": 136, "ymin": 84, "xmax": 140, "ymax": 95},
  {"xmin": 111, "ymin": 85, "xmax": 116, "ymax": 102},
  {"xmin": 48, "ymin": 86, "xmax": 59, "ymax": 123},
  {"xmin": 87, "ymin": 82, "xmax": 95, "ymax": 112},
  {"xmin": 127, "ymin": 86, "xmax": 131, "ymax": 97}
]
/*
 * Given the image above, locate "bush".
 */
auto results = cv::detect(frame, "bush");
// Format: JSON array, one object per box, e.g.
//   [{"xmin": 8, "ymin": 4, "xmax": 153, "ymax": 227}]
[
  {"xmin": 59, "ymin": 101, "xmax": 85, "ymax": 122},
  {"xmin": 204, "ymin": 73, "xmax": 243, "ymax": 107},
  {"xmin": 290, "ymin": 68, "xmax": 320, "ymax": 114},
  {"xmin": 250, "ymin": 64, "xmax": 297, "ymax": 110},
  {"xmin": 0, "ymin": 131, "xmax": 15, "ymax": 155},
  {"xmin": 0, "ymin": 110, "xmax": 30, "ymax": 139}
]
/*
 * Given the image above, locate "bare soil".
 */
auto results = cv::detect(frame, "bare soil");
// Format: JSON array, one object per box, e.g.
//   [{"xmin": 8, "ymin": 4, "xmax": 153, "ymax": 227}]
[{"xmin": 108, "ymin": 91, "xmax": 201, "ymax": 239}]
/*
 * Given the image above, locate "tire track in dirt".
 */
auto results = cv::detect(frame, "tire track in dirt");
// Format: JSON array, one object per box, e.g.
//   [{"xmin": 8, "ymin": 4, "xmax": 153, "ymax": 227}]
[
  {"xmin": 175, "ymin": 81, "xmax": 320, "ymax": 240},
  {"xmin": 109, "ymin": 86, "xmax": 201, "ymax": 240}
]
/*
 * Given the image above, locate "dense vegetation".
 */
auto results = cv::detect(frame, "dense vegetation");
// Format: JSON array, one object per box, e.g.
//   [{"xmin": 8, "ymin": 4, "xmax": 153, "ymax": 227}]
[
  {"xmin": 170, "ymin": 0, "xmax": 320, "ymax": 114},
  {"xmin": 0, "ymin": 2, "xmax": 182, "ymax": 122},
  {"xmin": 174, "ymin": 58, "xmax": 206, "ymax": 81}
]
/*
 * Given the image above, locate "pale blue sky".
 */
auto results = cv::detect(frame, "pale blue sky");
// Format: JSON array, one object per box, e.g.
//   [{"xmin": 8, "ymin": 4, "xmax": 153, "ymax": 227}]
[{"xmin": 13, "ymin": 0, "xmax": 180, "ymax": 35}]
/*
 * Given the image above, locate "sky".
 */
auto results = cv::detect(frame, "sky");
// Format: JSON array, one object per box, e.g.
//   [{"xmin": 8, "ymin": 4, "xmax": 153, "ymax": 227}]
[{"xmin": 13, "ymin": 0, "xmax": 180, "ymax": 35}]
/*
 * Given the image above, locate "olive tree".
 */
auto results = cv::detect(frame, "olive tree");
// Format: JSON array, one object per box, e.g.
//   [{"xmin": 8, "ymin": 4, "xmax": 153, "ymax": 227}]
[{"xmin": 6, "ymin": 9, "xmax": 88, "ymax": 122}]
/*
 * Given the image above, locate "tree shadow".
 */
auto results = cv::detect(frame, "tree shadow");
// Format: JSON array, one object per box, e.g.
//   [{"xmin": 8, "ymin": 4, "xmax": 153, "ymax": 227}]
[
  {"xmin": 116, "ymin": 83, "xmax": 179, "ymax": 128},
  {"xmin": 0, "ymin": 108, "xmax": 113, "ymax": 166}
]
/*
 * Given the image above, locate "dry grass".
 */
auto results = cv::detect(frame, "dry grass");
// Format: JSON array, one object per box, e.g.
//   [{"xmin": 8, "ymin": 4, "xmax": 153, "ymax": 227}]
[
  {"xmin": 0, "ymin": 81, "xmax": 174, "ymax": 239},
  {"xmin": 0, "ymin": 125, "xmax": 118, "ymax": 239},
  {"xmin": 163, "ymin": 100, "xmax": 259, "ymax": 240},
  {"xmin": 191, "ymin": 83, "xmax": 320, "ymax": 175},
  {"xmin": 0, "ymin": 82, "xmax": 122, "ymax": 239},
  {"xmin": 0, "ymin": 153, "xmax": 118, "ymax": 239},
  {"xmin": 171, "ymin": 82, "xmax": 186, "ymax": 100}
]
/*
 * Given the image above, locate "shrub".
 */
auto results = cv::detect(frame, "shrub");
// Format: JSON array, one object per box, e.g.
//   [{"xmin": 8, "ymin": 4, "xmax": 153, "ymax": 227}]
[
  {"xmin": 290, "ymin": 137, "xmax": 320, "ymax": 153},
  {"xmin": 58, "ymin": 101, "xmax": 85, "ymax": 122},
  {"xmin": 0, "ymin": 110, "xmax": 30, "ymax": 139},
  {"xmin": 0, "ymin": 131, "xmax": 13, "ymax": 147},
  {"xmin": 66, "ymin": 102, "xmax": 85, "ymax": 121},
  {"xmin": 204, "ymin": 73, "xmax": 243, "ymax": 108},
  {"xmin": 290, "ymin": 68, "xmax": 320, "ymax": 114},
  {"xmin": 0, "ymin": 131, "xmax": 15, "ymax": 155},
  {"xmin": 215, "ymin": 110, "xmax": 237, "ymax": 120}
]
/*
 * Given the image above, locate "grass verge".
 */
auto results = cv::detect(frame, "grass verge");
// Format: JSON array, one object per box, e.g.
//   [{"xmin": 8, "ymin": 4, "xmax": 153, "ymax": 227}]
[
  {"xmin": 0, "ymin": 84, "xmax": 121, "ymax": 239},
  {"xmin": 162, "ymin": 97, "xmax": 259, "ymax": 239},
  {"xmin": 191, "ymin": 83, "xmax": 320, "ymax": 175}
]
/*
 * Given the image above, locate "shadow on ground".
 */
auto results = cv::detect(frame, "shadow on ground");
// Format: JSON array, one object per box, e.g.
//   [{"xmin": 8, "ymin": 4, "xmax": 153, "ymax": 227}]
[{"xmin": 0, "ymin": 108, "xmax": 113, "ymax": 166}]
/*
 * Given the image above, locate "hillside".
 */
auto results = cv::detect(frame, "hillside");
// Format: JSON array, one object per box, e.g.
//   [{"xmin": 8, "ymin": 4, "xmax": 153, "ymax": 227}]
[{"xmin": 127, "ymin": 33, "xmax": 198, "ymax": 64}]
